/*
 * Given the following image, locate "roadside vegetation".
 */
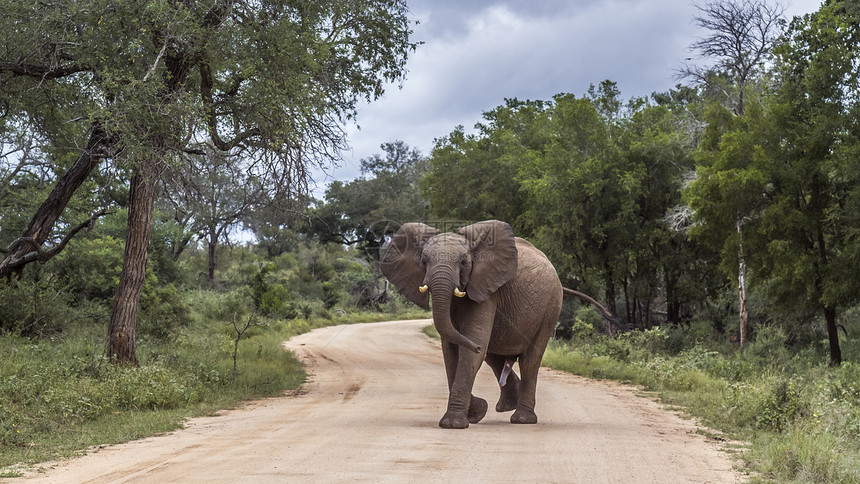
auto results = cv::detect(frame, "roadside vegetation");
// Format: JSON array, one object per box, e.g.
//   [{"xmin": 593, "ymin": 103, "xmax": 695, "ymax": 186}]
[
  {"xmin": 543, "ymin": 307, "xmax": 860, "ymax": 483},
  {"xmin": 0, "ymin": 240, "xmax": 427, "ymax": 474}
]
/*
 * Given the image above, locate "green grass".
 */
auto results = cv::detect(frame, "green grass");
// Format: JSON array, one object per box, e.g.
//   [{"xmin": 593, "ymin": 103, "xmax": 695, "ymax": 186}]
[
  {"xmin": 541, "ymin": 325, "xmax": 860, "ymax": 484},
  {"xmin": 0, "ymin": 291, "xmax": 429, "ymax": 472},
  {"xmin": 422, "ymin": 324, "xmax": 439, "ymax": 339}
]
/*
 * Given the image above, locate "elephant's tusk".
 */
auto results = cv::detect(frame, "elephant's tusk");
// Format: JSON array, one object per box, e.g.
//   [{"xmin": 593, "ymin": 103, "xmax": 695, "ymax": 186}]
[
  {"xmin": 418, "ymin": 285, "xmax": 428, "ymax": 293},
  {"xmin": 453, "ymin": 287, "xmax": 466, "ymax": 298}
]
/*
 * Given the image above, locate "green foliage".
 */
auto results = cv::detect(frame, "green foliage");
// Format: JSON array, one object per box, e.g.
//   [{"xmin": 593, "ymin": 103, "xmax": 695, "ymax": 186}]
[
  {"xmin": 305, "ymin": 141, "xmax": 427, "ymax": 265},
  {"xmin": 57, "ymin": 236, "xmax": 125, "ymax": 300},
  {"xmin": 0, "ymin": 269, "xmax": 74, "ymax": 334},
  {"xmin": 258, "ymin": 284, "xmax": 296, "ymax": 318},
  {"xmin": 425, "ymin": 83, "xmax": 707, "ymax": 326},
  {"xmin": 344, "ymin": 265, "xmax": 383, "ymax": 309},
  {"xmin": 139, "ymin": 283, "xmax": 191, "ymax": 340},
  {"xmin": 321, "ymin": 282, "xmax": 340, "ymax": 310},
  {"xmin": 423, "ymin": 98, "xmax": 546, "ymax": 222}
]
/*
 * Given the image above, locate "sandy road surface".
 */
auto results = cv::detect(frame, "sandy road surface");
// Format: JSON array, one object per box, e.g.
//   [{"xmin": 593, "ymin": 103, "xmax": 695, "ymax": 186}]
[{"xmin": 11, "ymin": 319, "xmax": 742, "ymax": 483}]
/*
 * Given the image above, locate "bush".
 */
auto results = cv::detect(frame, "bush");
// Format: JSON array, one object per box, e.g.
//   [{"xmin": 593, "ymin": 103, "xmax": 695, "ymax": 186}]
[
  {"xmin": 57, "ymin": 236, "xmax": 124, "ymax": 300},
  {"xmin": 322, "ymin": 282, "xmax": 340, "ymax": 309},
  {"xmin": 0, "ymin": 269, "xmax": 78, "ymax": 334},
  {"xmin": 259, "ymin": 283, "xmax": 297, "ymax": 318},
  {"xmin": 139, "ymin": 283, "xmax": 191, "ymax": 339}
]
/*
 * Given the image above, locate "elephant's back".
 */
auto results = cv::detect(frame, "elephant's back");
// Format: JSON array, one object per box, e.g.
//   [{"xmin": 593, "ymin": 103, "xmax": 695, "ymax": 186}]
[{"xmin": 512, "ymin": 238, "xmax": 562, "ymax": 295}]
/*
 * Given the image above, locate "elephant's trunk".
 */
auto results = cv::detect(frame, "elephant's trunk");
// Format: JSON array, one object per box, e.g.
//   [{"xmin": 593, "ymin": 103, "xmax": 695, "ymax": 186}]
[{"xmin": 429, "ymin": 278, "xmax": 481, "ymax": 354}]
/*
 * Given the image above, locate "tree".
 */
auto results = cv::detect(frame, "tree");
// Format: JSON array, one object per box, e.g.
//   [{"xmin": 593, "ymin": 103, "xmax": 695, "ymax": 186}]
[
  {"xmin": 0, "ymin": 122, "xmax": 117, "ymax": 279},
  {"xmin": 423, "ymin": 98, "xmax": 548, "ymax": 223},
  {"xmin": 751, "ymin": 0, "xmax": 860, "ymax": 365},
  {"xmin": 681, "ymin": 0, "xmax": 786, "ymax": 116},
  {"xmin": 308, "ymin": 141, "xmax": 427, "ymax": 270},
  {"xmin": 423, "ymin": 84, "xmax": 701, "ymax": 327},
  {"xmin": 680, "ymin": 0, "xmax": 786, "ymax": 348},
  {"xmin": 1, "ymin": 0, "xmax": 417, "ymax": 364},
  {"xmin": 617, "ymin": 99, "xmax": 699, "ymax": 326},
  {"xmin": 685, "ymin": 101, "xmax": 770, "ymax": 348},
  {"xmin": 161, "ymin": 145, "xmax": 293, "ymax": 284},
  {"xmin": 518, "ymin": 90, "xmax": 627, "ymax": 311}
]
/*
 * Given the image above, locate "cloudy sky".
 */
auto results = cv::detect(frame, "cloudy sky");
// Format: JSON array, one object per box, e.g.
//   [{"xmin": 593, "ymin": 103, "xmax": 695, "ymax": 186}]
[{"xmin": 314, "ymin": 0, "xmax": 824, "ymax": 191}]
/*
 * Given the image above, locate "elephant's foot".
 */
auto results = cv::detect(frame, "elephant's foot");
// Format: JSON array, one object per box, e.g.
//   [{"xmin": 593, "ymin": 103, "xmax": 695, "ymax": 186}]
[
  {"xmin": 468, "ymin": 396, "xmax": 488, "ymax": 424},
  {"xmin": 496, "ymin": 384, "xmax": 519, "ymax": 412},
  {"xmin": 510, "ymin": 407, "xmax": 538, "ymax": 424},
  {"xmin": 439, "ymin": 411, "xmax": 470, "ymax": 429}
]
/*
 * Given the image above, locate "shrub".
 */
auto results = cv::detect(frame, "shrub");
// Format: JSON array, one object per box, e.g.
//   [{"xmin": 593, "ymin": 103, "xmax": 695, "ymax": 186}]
[
  {"xmin": 139, "ymin": 283, "xmax": 191, "ymax": 339},
  {"xmin": 258, "ymin": 283, "xmax": 291, "ymax": 316},
  {"xmin": 0, "ymin": 269, "xmax": 76, "ymax": 334},
  {"xmin": 754, "ymin": 375, "xmax": 804, "ymax": 432},
  {"xmin": 322, "ymin": 282, "xmax": 340, "ymax": 309},
  {"xmin": 57, "ymin": 236, "xmax": 124, "ymax": 300}
]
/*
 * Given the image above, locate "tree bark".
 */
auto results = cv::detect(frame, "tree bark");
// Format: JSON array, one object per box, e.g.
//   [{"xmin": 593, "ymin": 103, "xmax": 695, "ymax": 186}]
[
  {"xmin": 207, "ymin": 229, "xmax": 217, "ymax": 285},
  {"xmin": 107, "ymin": 158, "xmax": 163, "ymax": 366},
  {"xmin": 824, "ymin": 306, "xmax": 842, "ymax": 367},
  {"xmin": 0, "ymin": 123, "xmax": 114, "ymax": 278},
  {"xmin": 737, "ymin": 218, "xmax": 749, "ymax": 349}
]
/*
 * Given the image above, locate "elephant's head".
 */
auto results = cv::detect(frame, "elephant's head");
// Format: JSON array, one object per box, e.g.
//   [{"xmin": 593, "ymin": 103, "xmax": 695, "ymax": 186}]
[{"xmin": 380, "ymin": 220, "xmax": 518, "ymax": 353}]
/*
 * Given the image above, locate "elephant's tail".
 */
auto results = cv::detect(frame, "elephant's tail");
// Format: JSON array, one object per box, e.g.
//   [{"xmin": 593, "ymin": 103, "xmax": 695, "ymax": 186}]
[
  {"xmin": 562, "ymin": 287, "xmax": 629, "ymax": 335},
  {"xmin": 562, "ymin": 287, "xmax": 615, "ymax": 320}
]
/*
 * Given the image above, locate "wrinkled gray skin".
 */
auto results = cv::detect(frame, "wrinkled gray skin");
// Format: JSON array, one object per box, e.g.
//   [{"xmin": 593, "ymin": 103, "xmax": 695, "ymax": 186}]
[{"xmin": 381, "ymin": 220, "xmax": 564, "ymax": 429}]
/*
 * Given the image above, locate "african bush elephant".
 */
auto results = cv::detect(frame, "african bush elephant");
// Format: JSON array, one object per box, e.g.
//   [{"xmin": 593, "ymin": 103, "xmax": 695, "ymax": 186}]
[{"xmin": 381, "ymin": 220, "xmax": 609, "ymax": 429}]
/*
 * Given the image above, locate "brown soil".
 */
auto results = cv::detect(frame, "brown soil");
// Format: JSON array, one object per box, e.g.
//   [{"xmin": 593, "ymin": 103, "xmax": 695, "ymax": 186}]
[{"xmin": 11, "ymin": 319, "xmax": 744, "ymax": 483}]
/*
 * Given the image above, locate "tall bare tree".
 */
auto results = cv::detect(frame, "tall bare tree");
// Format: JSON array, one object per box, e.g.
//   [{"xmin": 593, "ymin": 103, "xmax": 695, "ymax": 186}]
[
  {"xmin": 680, "ymin": 0, "xmax": 785, "ymax": 348},
  {"xmin": 682, "ymin": 0, "xmax": 786, "ymax": 115}
]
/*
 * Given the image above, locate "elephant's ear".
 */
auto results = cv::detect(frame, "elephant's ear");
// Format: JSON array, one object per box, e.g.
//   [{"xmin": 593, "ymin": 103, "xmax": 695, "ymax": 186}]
[
  {"xmin": 380, "ymin": 223, "xmax": 438, "ymax": 310},
  {"xmin": 459, "ymin": 220, "xmax": 518, "ymax": 303}
]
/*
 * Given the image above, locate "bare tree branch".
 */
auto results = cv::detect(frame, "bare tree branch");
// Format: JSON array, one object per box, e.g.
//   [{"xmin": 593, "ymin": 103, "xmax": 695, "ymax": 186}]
[{"xmin": 678, "ymin": 0, "xmax": 786, "ymax": 114}]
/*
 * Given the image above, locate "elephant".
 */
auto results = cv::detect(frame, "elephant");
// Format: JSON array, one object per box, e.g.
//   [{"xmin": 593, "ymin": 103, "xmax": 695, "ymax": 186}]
[{"xmin": 380, "ymin": 220, "xmax": 611, "ymax": 429}]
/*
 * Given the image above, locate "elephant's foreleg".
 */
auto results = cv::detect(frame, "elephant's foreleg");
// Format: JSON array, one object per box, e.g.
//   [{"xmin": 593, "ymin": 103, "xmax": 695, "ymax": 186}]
[
  {"xmin": 441, "ymin": 341, "xmax": 459, "ymax": 390},
  {"xmin": 441, "ymin": 340, "xmax": 488, "ymax": 426},
  {"xmin": 439, "ymin": 305, "xmax": 495, "ymax": 429},
  {"xmin": 485, "ymin": 353, "xmax": 520, "ymax": 412}
]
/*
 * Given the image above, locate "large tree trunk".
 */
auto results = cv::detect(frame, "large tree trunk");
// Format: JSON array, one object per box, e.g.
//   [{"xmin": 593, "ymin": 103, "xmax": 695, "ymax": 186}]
[
  {"xmin": 0, "ymin": 123, "xmax": 114, "ymax": 278},
  {"xmin": 207, "ymin": 229, "xmax": 217, "ymax": 285},
  {"xmin": 824, "ymin": 306, "xmax": 842, "ymax": 366},
  {"xmin": 107, "ymin": 158, "xmax": 163, "ymax": 366}
]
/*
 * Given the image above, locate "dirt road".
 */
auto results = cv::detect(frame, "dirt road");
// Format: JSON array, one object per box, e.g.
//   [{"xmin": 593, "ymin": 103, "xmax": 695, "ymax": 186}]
[{"xmin": 13, "ymin": 319, "xmax": 742, "ymax": 483}]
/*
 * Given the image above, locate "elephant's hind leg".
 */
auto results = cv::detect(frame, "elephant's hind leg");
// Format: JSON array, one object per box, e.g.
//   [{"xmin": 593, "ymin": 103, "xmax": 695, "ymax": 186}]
[
  {"xmin": 510, "ymin": 329, "xmax": 554, "ymax": 424},
  {"xmin": 485, "ymin": 353, "xmax": 520, "ymax": 412}
]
